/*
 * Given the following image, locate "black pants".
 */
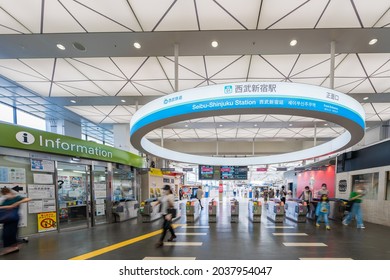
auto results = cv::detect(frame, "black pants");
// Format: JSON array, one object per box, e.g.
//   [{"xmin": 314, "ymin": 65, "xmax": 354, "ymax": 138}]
[
  {"xmin": 160, "ymin": 215, "xmax": 175, "ymax": 242},
  {"xmin": 2, "ymin": 219, "xmax": 19, "ymax": 248},
  {"xmin": 198, "ymin": 198, "xmax": 203, "ymax": 208}
]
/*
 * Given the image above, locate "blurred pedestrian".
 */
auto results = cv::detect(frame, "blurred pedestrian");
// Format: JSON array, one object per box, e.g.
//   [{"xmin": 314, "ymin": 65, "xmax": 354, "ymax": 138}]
[
  {"xmin": 0, "ymin": 187, "xmax": 31, "ymax": 255},
  {"xmin": 316, "ymin": 194, "xmax": 331, "ymax": 230},
  {"xmin": 342, "ymin": 185, "xmax": 366, "ymax": 229}
]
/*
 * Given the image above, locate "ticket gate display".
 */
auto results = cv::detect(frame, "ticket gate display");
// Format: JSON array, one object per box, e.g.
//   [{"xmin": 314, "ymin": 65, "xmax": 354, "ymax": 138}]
[
  {"xmin": 230, "ymin": 199, "xmax": 239, "ymax": 223},
  {"xmin": 266, "ymin": 200, "xmax": 285, "ymax": 223},
  {"xmin": 284, "ymin": 200, "xmax": 307, "ymax": 223},
  {"xmin": 186, "ymin": 199, "xmax": 200, "ymax": 223},
  {"xmin": 208, "ymin": 199, "xmax": 218, "ymax": 223},
  {"xmin": 139, "ymin": 198, "xmax": 161, "ymax": 223},
  {"xmin": 248, "ymin": 199, "xmax": 262, "ymax": 223}
]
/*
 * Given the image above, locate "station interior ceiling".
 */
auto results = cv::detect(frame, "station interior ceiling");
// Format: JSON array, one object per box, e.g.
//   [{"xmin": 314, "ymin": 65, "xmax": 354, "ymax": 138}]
[{"xmin": 1, "ymin": 0, "xmax": 390, "ymax": 171}]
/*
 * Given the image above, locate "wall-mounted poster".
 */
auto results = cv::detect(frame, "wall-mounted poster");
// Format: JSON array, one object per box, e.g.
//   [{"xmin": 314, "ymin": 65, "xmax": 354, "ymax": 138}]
[
  {"xmin": 0, "ymin": 166, "xmax": 26, "ymax": 183},
  {"xmin": 31, "ymin": 159, "xmax": 55, "ymax": 172},
  {"xmin": 37, "ymin": 212, "xmax": 57, "ymax": 232}
]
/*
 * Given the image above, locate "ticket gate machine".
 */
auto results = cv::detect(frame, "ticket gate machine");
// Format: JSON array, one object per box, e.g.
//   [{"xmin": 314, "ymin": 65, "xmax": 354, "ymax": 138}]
[
  {"xmin": 230, "ymin": 198, "xmax": 239, "ymax": 223},
  {"xmin": 266, "ymin": 200, "xmax": 285, "ymax": 223},
  {"xmin": 186, "ymin": 199, "xmax": 200, "ymax": 223},
  {"xmin": 139, "ymin": 198, "xmax": 161, "ymax": 223},
  {"xmin": 208, "ymin": 199, "xmax": 218, "ymax": 223},
  {"xmin": 112, "ymin": 199, "xmax": 140, "ymax": 222},
  {"xmin": 248, "ymin": 199, "xmax": 262, "ymax": 223},
  {"xmin": 284, "ymin": 200, "xmax": 307, "ymax": 223}
]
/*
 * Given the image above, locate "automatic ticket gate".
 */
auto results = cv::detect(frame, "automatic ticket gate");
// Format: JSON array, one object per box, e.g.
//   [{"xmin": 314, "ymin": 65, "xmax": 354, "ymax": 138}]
[
  {"xmin": 266, "ymin": 200, "xmax": 285, "ymax": 223},
  {"xmin": 186, "ymin": 199, "xmax": 200, "ymax": 223},
  {"xmin": 248, "ymin": 199, "xmax": 262, "ymax": 223},
  {"xmin": 208, "ymin": 199, "xmax": 218, "ymax": 223},
  {"xmin": 284, "ymin": 200, "xmax": 307, "ymax": 223},
  {"xmin": 230, "ymin": 198, "xmax": 239, "ymax": 223},
  {"xmin": 112, "ymin": 199, "xmax": 140, "ymax": 222},
  {"xmin": 139, "ymin": 198, "xmax": 161, "ymax": 223}
]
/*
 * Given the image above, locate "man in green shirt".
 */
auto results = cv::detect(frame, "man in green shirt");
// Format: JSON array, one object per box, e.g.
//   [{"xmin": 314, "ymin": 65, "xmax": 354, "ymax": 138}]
[{"xmin": 342, "ymin": 185, "xmax": 365, "ymax": 229}]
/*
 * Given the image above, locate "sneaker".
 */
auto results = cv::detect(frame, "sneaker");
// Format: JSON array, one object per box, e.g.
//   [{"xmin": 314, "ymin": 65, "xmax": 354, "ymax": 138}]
[
  {"xmin": 326, "ymin": 226, "xmax": 331, "ymax": 230},
  {"xmin": 155, "ymin": 241, "xmax": 164, "ymax": 248},
  {"xmin": 316, "ymin": 223, "xmax": 320, "ymax": 227},
  {"xmin": 357, "ymin": 225, "xmax": 365, "ymax": 229}
]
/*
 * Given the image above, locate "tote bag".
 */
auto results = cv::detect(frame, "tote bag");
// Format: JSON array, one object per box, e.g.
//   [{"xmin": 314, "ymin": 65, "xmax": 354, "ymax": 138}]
[{"xmin": 0, "ymin": 208, "xmax": 19, "ymax": 223}]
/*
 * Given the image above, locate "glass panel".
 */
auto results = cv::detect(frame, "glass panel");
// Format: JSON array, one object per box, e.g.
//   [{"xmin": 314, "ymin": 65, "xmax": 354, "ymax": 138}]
[
  {"xmin": 93, "ymin": 165, "xmax": 108, "ymax": 225},
  {"xmin": 112, "ymin": 166, "xmax": 135, "ymax": 202},
  {"xmin": 351, "ymin": 172, "xmax": 379, "ymax": 200},
  {"xmin": 16, "ymin": 110, "xmax": 46, "ymax": 131},
  {"xmin": 0, "ymin": 103, "xmax": 14, "ymax": 123},
  {"xmin": 57, "ymin": 163, "xmax": 89, "ymax": 229},
  {"xmin": 386, "ymin": 172, "xmax": 390, "ymax": 201}
]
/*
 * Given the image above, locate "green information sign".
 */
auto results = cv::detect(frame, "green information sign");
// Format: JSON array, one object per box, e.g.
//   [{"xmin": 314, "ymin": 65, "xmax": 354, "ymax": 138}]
[{"xmin": 0, "ymin": 123, "xmax": 143, "ymax": 168}]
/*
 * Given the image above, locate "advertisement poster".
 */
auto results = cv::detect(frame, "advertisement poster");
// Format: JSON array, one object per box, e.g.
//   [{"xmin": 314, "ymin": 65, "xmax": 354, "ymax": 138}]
[
  {"xmin": 31, "ymin": 159, "xmax": 55, "ymax": 172},
  {"xmin": 0, "ymin": 166, "xmax": 26, "ymax": 183},
  {"xmin": 37, "ymin": 212, "xmax": 57, "ymax": 232},
  {"xmin": 33, "ymin": 173, "xmax": 54, "ymax": 184}
]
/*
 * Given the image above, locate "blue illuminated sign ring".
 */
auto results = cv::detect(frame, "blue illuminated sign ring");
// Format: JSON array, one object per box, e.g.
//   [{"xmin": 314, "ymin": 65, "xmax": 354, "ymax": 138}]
[{"xmin": 130, "ymin": 82, "xmax": 365, "ymax": 165}]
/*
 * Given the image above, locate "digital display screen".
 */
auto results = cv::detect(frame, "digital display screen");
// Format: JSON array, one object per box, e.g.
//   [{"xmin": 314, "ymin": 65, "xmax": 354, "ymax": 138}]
[
  {"xmin": 220, "ymin": 166, "xmax": 248, "ymax": 180},
  {"xmin": 198, "ymin": 165, "xmax": 215, "ymax": 180},
  {"xmin": 199, "ymin": 165, "xmax": 248, "ymax": 180}
]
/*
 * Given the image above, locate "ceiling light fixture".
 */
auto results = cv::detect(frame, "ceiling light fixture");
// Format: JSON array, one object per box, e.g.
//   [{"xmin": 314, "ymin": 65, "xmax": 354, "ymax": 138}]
[
  {"xmin": 254, "ymin": 124, "xmax": 258, "ymax": 127},
  {"xmin": 290, "ymin": 39, "xmax": 298, "ymax": 46},
  {"xmin": 56, "ymin": 44, "xmax": 66, "ymax": 50},
  {"xmin": 369, "ymin": 38, "xmax": 378, "ymax": 45},
  {"xmin": 133, "ymin": 42, "xmax": 141, "ymax": 49},
  {"xmin": 219, "ymin": 124, "xmax": 223, "ymax": 127},
  {"xmin": 121, "ymin": 99, "xmax": 126, "ymax": 103},
  {"xmin": 211, "ymin": 41, "xmax": 219, "ymax": 48},
  {"xmin": 184, "ymin": 124, "xmax": 189, "ymax": 128},
  {"xmin": 70, "ymin": 100, "xmax": 76, "ymax": 104},
  {"xmin": 324, "ymin": 123, "xmax": 328, "ymax": 126},
  {"xmin": 363, "ymin": 96, "xmax": 369, "ymax": 100},
  {"xmin": 289, "ymin": 123, "xmax": 293, "ymax": 127}
]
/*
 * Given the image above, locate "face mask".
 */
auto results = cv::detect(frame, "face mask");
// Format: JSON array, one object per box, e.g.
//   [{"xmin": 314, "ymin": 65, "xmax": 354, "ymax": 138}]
[
  {"xmin": 322, "ymin": 197, "xmax": 327, "ymax": 201},
  {"xmin": 357, "ymin": 190, "xmax": 363, "ymax": 193}
]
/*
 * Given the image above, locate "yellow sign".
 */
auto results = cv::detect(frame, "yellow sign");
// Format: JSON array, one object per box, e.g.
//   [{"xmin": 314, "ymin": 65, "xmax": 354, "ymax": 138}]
[
  {"xmin": 37, "ymin": 212, "xmax": 57, "ymax": 232},
  {"xmin": 149, "ymin": 168, "xmax": 163, "ymax": 176}
]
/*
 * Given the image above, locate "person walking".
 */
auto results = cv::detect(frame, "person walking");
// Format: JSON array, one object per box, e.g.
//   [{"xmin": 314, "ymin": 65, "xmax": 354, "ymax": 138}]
[
  {"xmin": 0, "ymin": 187, "xmax": 31, "ymax": 255},
  {"xmin": 197, "ymin": 186, "xmax": 204, "ymax": 210},
  {"xmin": 342, "ymin": 185, "xmax": 366, "ymax": 229},
  {"xmin": 317, "ymin": 183, "xmax": 329, "ymax": 198},
  {"xmin": 298, "ymin": 186, "xmax": 313, "ymax": 214},
  {"xmin": 315, "ymin": 194, "xmax": 331, "ymax": 230},
  {"xmin": 153, "ymin": 185, "xmax": 176, "ymax": 247}
]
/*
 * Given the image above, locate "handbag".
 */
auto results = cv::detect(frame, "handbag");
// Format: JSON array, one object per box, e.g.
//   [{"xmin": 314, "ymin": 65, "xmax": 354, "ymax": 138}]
[
  {"xmin": 167, "ymin": 207, "xmax": 177, "ymax": 218},
  {"xmin": 0, "ymin": 208, "xmax": 19, "ymax": 223}
]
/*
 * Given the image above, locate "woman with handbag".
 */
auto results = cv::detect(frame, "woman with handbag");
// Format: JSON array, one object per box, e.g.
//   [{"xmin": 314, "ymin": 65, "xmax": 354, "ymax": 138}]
[
  {"xmin": 0, "ymin": 187, "xmax": 31, "ymax": 255},
  {"xmin": 153, "ymin": 185, "xmax": 176, "ymax": 247}
]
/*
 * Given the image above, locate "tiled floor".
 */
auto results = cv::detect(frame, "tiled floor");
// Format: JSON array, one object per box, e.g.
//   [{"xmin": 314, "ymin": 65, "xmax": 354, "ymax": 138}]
[{"xmin": 1, "ymin": 197, "xmax": 389, "ymax": 260}]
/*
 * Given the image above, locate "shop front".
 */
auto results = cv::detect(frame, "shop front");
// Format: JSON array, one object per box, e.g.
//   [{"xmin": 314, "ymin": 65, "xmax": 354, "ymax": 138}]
[{"xmin": 0, "ymin": 122, "xmax": 143, "ymax": 235}]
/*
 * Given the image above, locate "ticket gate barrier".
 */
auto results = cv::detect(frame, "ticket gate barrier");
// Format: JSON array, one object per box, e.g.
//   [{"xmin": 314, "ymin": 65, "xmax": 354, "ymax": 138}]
[
  {"xmin": 248, "ymin": 199, "xmax": 262, "ymax": 223},
  {"xmin": 186, "ymin": 199, "xmax": 200, "ymax": 223},
  {"xmin": 328, "ymin": 198, "xmax": 348, "ymax": 221},
  {"xmin": 172, "ymin": 200, "xmax": 185, "ymax": 221},
  {"xmin": 230, "ymin": 198, "xmax": 239, "ymax": 223},
  {"xmin": 284, "ymin": 200, "xmax": 307, "ymax": 223},
  {"xmin": 139, "ymin": 198, "xmax": 161, "ymax": 223},
  {"xmin": 208, "ymin": 199, "xmax": 218, "ymax": 223},
  {"xmin": 266, "ymin": 200, "xmax": 285, "ymax": 223},
  {"xmin": 112, "ymin": 199, "xmax": 140, "ymax": 222}
]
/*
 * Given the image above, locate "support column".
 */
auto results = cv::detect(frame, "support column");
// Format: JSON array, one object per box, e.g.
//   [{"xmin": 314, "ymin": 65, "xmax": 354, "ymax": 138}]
[
  {"xmin": 113, "ymin": 123, "xmax": 133, "ymax": 153},
  {"xmin": 330, "ymin": 41, "xmax": 336, "ymax": 89},
  {"xmin": 174, "ymin": 43, "xmax": 179, "ymax": 92}
]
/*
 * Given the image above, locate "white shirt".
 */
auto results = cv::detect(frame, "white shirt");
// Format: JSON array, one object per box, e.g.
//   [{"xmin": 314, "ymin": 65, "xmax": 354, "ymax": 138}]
[{"xmin": 159, "ymin": 193, "xmax": 175, "ymax": 215}]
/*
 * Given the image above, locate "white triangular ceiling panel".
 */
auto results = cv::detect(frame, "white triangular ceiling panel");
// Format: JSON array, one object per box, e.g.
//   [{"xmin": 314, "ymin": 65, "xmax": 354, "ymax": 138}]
[
  {"xmin": 17, "ymin": 82, "xmax": 51, "ymax": 97},
  {"xmin": 20, "ymin": 59, "xmax": 54, "ymax": 80},
  {"xmin": 93, "ymin": 81, "xmax": 128, "ymax": 96},
  {"xmin": 115, "ymin": 82, "xmax": 143, "ymax": 96},
  {"xmin": 154, "ymin": 0, "xmax": 198, "ymax": 31},
  {"xmin": 68, "ymin": 58, "xmax": 126, "ymax": 80},
  {"xmin": 346, "ymin": 79, "xmax": 375, "ymax": 93},
  {"xmin": 369, "ymin": 78, "xmax": 390, "ymax": 93},
  {"xmin": 248, "ymin": 55, "xmax": 287, "ymax": 79},
  {"xmin": 133, "ymin": 80, "xmax": 174, "ymax": 95},
  {"xmin": 217, "ymin": 0, "xmax": 260, "ymax": 29},
  {"xmin": 55, "ymin": 81, "xmax": 107, "ymax": 96},
  {"xmin": 0, "ymin": 60, "xmax": 48, "ymax": 81},
  {"xmin": 358, "ymin": 54, "xmax": 390, "ymax": 76},
  {"xmin": 209, "ymin": 56, "xmax": 250, "ymax": 79},
  {"xmin": 0, "ymin": 0, "xmax": 41, "ymax": 33},
  {"xmin": 261, "ymin": 55, "xmax": 299, "ymax": 77},
  {"xmin": 267, "ymin": 0, "xmax": 330, "ymax": 29},
  {"xmin": 258, "ymin": 0, "xmax": 310, "ymax": 29},
  {"xmin": 58, "ymin": 0, "xmax": 133, "ymax": 32},
  {"xmin": 205, "ymin": 56, "xmax": 244, "ymax": 78},
  {"xmin": 43, "ymin": 0, "xmax": 85, "ymax": 33},
  {"xmin": 196, "ymin": 0, "xmax": 247, "ymax": 30},
  {"xmin": 354, "ymin": 0, "xmax": 390, "ymax": 27},
  {"xmin": 335, "ymin": 54, "xmax": 366, "ymax": 77},
  {"xmin": 315, "ymin": 0, "xmax": 361, "ymax": 28},
  {"xmin": 132, "ymin": 57, "xmax": 171, "ymax": 80},
  {"xmin": 54, "ymin": 59, "xmax": 90, "ymax": 81}
]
